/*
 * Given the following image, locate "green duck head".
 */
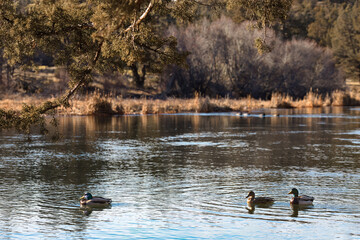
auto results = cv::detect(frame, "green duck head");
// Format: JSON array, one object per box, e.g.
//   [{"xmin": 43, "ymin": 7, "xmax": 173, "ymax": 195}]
[
  {"xmin": 246, "ymin": 191, "xmax": 255, "ymax": 198},
  {"xmin": 80, "ymin": 192, "xmax": 93, "ymax": 200},
  {"xmin": 288, "ymin": 188, "xmax": 299, "ymax": 197}
]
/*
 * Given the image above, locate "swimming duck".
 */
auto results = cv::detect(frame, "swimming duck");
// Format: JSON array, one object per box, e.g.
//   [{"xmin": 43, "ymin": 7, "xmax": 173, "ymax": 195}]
[
  {"xmin": 246, "ymin": 191, "xmax": 274, "ymax": 204},
  {"xmin": 80, "ymin": 193, "xmax": 112, "ymax": 206},
  {"xmin": 288, "ymin": 188, "xmax": 314, "ymax": 205},
  {"xmin": 236, "ymin": 112, "xmax": 249, "ymax": 117}
]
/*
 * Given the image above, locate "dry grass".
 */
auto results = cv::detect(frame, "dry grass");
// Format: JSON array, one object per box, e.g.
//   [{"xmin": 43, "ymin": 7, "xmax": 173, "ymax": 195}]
[{"xmin": 1, "ymin": 90, "xmax": 360, "ymax": 115}]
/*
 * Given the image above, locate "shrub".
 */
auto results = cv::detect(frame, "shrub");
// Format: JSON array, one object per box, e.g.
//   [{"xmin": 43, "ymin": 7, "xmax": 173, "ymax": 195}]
[
  {"xmin": 89, "ymin": 96, "xmax": 114, "ymax": 115},
  {"xmin": 164, "ymin": 17, "xmax": 345, "ymax": 99}
]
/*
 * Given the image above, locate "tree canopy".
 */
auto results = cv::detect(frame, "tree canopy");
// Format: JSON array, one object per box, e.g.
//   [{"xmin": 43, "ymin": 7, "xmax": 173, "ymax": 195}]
[
  {"xmin": 0, "ymin": 0, "xmax": 191, "ymax": 132},
  {"xmin": 0, "ymin": 0, "xmax": 295, "ymax": 132},
  {"xmin": 331, "ymin": 1, "xmax": 360, "ymax": 81},
  {"xmin": 227, "ymin": 0, "xmax": 293, "ymax": 52},
  {"xmin": 277, "ymin": 0, "xmax": 359, "ymax": 82}
]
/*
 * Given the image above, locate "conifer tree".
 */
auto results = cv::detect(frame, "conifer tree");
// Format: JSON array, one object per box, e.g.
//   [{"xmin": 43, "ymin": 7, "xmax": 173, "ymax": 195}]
[
  {"xmin": 227, "ymin": 0, "xmax": 293, "ymax": 53},
  {"xmin": 307, "ymin": 1, "xmax": 340, "ymax": 47},
  {"xmin": 331, "ymin": 1, "xmax": 360, "ymax": 81}
]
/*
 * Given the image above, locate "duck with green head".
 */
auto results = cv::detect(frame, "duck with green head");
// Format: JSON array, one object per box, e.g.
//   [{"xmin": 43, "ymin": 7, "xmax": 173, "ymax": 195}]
[
  {"xmin": 246, "ymin": 191, "xmax": 274, "ymax": 204},
  {"xmin": 80, "ymin": 193, "xmax": 112, "ymax": 206},
  {"xmin": 288, "ymin": 188, "xmax": 314, "ymax": 205}
]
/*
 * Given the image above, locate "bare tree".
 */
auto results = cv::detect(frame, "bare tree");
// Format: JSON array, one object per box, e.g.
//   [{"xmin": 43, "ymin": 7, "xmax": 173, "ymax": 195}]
[{"xmin": 164, "ymin": 17, "xmax": 344, "ymax": 98}]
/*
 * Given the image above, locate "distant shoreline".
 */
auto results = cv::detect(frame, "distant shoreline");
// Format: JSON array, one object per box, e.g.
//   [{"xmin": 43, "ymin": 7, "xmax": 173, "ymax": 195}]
[{"xmin": 1, "ymin": 90, "xmax": 359, "ymax": 116}]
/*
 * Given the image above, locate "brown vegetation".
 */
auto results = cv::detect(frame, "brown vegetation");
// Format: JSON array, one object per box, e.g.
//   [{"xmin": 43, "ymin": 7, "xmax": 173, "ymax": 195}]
[{"xmin": 1, "ymin": 90, "xmax": 359, "ymax": 116}]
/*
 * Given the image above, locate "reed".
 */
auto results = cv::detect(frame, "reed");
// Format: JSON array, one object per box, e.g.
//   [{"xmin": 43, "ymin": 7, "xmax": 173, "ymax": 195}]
[
  {"xmin": 193, "ymin": 93, "xmax": 212, "ymax": 113},
  {"xmin": 88, "ymin": 96, "xmax": 115, "ymax": 115},
  {"xmin": 1, "ymin": 90, "xmax": 360, "ymax": 116},
  {"xmin": 331, "ymin": 90, "xmax": 360, "ymax": 106},
  {"xmin": 270, "ymin": 92, "xmax": 293, "ymax": 108}
]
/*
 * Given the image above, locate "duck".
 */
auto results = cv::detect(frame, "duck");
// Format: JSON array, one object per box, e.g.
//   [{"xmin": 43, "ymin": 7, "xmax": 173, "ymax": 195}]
[
  {"xmin": 288, "ymin": 188, "xmax": 314, "ymax": 205},
  {"xmin": 236, "ymin": 112, "xmax": 249, "ymax": 117},
  {"xmin": 246, "ymin": 191, "xmax": 274, "ymax": 204},
  {"xmin": 80, "ymin": 192, "xmax": 112, "ymax": 206}
]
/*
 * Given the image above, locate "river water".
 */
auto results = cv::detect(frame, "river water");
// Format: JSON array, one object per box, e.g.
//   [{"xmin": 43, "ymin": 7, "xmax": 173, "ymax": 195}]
[{"xmin": 0, "ymin": 107, "xmax": 359, "ymax": 239}]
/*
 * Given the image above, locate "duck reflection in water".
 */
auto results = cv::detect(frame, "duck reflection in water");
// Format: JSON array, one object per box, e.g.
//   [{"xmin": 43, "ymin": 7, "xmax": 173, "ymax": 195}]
[
  {"xmin": 246, "ymin": 202, "xmax": 275, "ymax": 214},
  {"xmin": 290, "ymin": 204, "xmax": 314, "ymax": 217},
  {"xmin": 245, "ymin": 191, "xmax": 275, "ymax": 214},
  {"xmin": 80, "ymin": 205, "xmax": 112, "ymax": 216}
]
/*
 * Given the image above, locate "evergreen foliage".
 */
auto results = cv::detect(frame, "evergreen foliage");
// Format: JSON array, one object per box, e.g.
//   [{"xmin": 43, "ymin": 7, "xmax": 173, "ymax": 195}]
[
  {"xmin": 227, "ymin": 0, "xmax": 293, "ymax": 52},
  {"xmin": 307, "ymin": 1, "xmax": 340, "ymax": 47},
  {"xmin": 281, "ymin": 0, "xmax": 359, "ymax": 81},
  {"xmin": 281, "ymin": 0, "xmax": 317, "ymax": 39},
  {"xmin": 0, "ymin": 0, "xmax": 193, "ymax": 131},
  {"xmin": 331, "ymin": 1, "xmax": 360, "ymax": 80}
]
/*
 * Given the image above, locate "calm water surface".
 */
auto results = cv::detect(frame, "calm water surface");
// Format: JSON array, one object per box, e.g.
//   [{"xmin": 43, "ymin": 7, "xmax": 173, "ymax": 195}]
[{"xmin": 0, "ymin": 107, "xmax": 360, "ymax": 239}]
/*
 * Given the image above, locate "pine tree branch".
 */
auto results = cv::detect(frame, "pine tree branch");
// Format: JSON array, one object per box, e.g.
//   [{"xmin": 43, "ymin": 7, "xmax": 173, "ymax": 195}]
[
  {"xmin": 33, "ymin": 1, "xmax": 154, "ymax": 116},
  {"xmin": 2, "ymin": 16, "xmax": 13, "ymax": 24},
  {"xmin": 124, "ymin": 2, "xmax": 154, "ymax": 33},
  {"xmin": 37, "ymin": 41, "xmax": 104, "ymax": 115}
]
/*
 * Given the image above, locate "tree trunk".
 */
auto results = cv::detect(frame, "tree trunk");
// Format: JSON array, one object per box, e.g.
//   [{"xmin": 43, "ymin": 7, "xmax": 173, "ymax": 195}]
[
  {"xmin": 131, "ymin": 63, "xmax": 146, "ymax": 88},
  {"xmin": 0, "ymin": 62, "xmax": 2, "ymax": 89}
]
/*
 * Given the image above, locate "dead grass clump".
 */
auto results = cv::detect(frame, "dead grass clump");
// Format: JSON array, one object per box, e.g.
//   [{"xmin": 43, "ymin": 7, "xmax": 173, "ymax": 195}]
[
  {"xmin": 152, "ymin": 102, "xmax": 162, "ymax": 114},
  {"xmin": 293, "ymin": 91, "xmax": 328, "ymax": 108},
  {"xmin": 160, "ymin": 99, "xmax": 182, "ymax": 113},
  {"xmin": 141, "ymin": 102, "xmax": 152, "ymax": 115},
  {"xmin": 211, "ymin": 98, "xmax": 248, "ymax": 112},
  {"xmin": 302, "ymin": 91, "xmax": 323, "ymax": 107},
  {"xmin": 193, "ymin": 94, "xmax": 213, "ymax": 112},
  {"xmin": 349, "ymin": 91, "xmax": 360, "ymax": 105},
  {"xmin": 323, "ymin": 94, "xmax": 332, "ymax": 106},
  {"xmin": 270, "ymin": 93, "xmax": 293, "ymax": 108},
  {"xmin": 115, "ymin": 104, "xmax": 125, "ymax": 114},
  {"xmin": 1, "ymin": 88, "xmax": 359, "ymax": 116},
  {"xmin": 331, "ymin": 90, "xmax": 343, "ymax": 106},
  {"xmin": 123, "ymin": 104, "xmax": 133, "ymax": 114},
  {"xmin": 89, "ymin": 96, "xmax": 114, "ymax": 115},
  {"xmin": 332, "ymin": 90, "xmax": 360, "ymax": 106}
]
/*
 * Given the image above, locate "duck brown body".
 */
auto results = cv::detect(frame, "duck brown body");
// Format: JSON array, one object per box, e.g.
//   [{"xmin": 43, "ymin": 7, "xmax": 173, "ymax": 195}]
[
  {"xmin": 80, "ymin": 193, "xmax": 112, "ymax": 206},
  {"xmin": 246, "ymin": 191, "xmax": 274, "ymax": 204}
]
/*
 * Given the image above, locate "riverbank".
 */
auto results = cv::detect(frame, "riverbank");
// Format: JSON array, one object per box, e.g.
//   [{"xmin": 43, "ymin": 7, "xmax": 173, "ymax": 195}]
[{"xmin": 1, "ymin": 90, "xmax": 359, "ymax": 115}]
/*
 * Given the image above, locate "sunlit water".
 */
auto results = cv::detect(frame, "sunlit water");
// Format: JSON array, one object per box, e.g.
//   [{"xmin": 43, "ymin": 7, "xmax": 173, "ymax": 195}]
[{"xmin": 0, "ymin": 107, "xmax": 360, "ymax": 239}]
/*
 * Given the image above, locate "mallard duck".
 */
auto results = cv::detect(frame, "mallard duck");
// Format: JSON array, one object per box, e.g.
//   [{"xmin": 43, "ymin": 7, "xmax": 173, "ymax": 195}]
[
  {"xmin": 80, "ymin": 193, "xmax": 112, "ymax": 206},
  {"xmin": 246, "ymin": 191, "xmax": 274, "ymax": 204},
  {"xmin": 288, "ymin": 188, "xmax": 314, "ymax": 205},
  {"xmin": 236, "ymin": 112, "xmax": 249, "ymax": 117}
]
